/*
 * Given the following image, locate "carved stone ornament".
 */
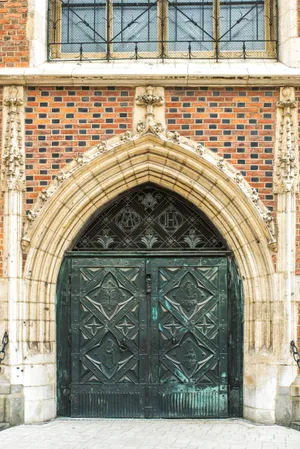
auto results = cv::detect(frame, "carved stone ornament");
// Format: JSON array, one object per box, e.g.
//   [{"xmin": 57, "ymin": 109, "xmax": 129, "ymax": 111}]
[
  {"xmin": 136, "ymin": 87, "xmax": 164, "ymax": 109},
  {"xmin": 120, "ymin": 131, "xmax": 132, "ymax": 142},
  {"xmin": 1, "ymin": 86, "xmax": 25, "ymax": 192},
  {"xmin": 135, "ymin": 85, "xmax": 165, "ymax": 136},
  {"xmin": 274, "ymin": 87, "xmax": 298, "ymax": 194},
  {"xmin": 23, "ymin": 106, "xmax": 277, "ymax": 251}
]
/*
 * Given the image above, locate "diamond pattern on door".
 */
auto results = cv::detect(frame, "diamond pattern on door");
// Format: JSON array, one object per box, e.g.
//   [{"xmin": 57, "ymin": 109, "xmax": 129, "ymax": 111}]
[
  {"xmin": 70, "ymin": 259, "xmax": 146, "ymax": 418},
  {"xmin": 69, "ymin": 257, "xmax": 228, "ymax": 418},
  {"xmin": 151, "ymin": 258, "xmax": 228, "ymax": 418},
  {"xmin": 85, "ymin": 332, "xmax": 134, "ymax": 380},
  {"xmin": 157, "ymin": 266, "xmax": 219, "ymax": 385}
]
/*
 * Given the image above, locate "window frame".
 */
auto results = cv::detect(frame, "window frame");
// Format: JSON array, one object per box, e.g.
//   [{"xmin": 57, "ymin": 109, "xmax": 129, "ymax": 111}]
[{"xmin": 48, "ymin": 0, "xmax": 278, "ymax": 61}]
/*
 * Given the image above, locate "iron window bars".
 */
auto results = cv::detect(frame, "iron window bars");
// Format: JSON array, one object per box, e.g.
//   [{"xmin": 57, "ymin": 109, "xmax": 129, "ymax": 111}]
[
  {"xmin": 73, "ymin": 185, "xmax": 227, "ymax": 251},
  {"xmin": 48, "ymin": 0, "xmax": 278, "ymax": 61}
]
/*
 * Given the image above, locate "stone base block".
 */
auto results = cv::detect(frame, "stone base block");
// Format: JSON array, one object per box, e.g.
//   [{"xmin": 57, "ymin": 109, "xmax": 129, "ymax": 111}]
[
  {"xmin": 275, "ymin": 387, "xmax": 293, "ymax": 426},
  {"xmin": 291, "ymin": 376, "xmax": 300, "ymax": 423},
  {"xmin": 291, "ymin": 422, "xmax": 300, "ymax": 432},
  {"xmin": 0, "ymin": 374, "xmax": 24, "ymax": 427},
  {"xmin": 275, "ymin": 376, "xmax": 300, "ymax": 426}
]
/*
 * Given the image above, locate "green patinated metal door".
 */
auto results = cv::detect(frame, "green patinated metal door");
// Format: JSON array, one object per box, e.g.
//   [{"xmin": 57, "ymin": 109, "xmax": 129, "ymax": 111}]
[
  {"xmin": 151, "ymin": 257, "xmax": 228, "ymax": 418},
  {"xmin": 70, "ymin": 257, "xmax": 147, "ymax": 418},
  {"xmin": 68, "ymin": 255, "xmax": 228, "ymax": 418},
  {"xmin": 57, "ymin": 184, "xmax": 243, "ymax": 418}
]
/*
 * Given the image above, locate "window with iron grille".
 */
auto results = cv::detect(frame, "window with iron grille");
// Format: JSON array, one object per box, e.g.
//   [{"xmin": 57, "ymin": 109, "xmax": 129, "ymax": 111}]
[{"xmin": 48, "ymin": 1, "xmax": 278, "ymax": 61}]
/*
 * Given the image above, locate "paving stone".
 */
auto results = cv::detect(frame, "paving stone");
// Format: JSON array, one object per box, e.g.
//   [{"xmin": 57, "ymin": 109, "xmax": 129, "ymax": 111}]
[{"xmin": 0, "ymin": 419, "xmax": 299, "ymax": 449}]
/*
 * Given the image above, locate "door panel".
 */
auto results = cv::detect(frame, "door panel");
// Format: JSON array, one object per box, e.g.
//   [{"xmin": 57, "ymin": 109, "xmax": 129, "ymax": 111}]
[
  {"xmin": 70, "ymin": 258, "xmax": 146, "ymax": 418},
  {"xmin": 150, "ymin": 258, "xmax": 228, "ymax": 418},
  {"xmin": 68, "ymin": 256, "xmax": 228, "ymax": 418}
]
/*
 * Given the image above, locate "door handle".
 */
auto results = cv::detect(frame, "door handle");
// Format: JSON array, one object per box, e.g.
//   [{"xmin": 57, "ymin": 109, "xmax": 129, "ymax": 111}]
[{"xmin": 118, "ymin": 338, "xmax": 128, "ymax": 352}]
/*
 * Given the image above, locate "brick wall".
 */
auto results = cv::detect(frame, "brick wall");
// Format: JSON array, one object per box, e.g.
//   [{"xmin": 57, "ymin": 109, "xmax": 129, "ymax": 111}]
[
  {"xmin": 0, "ymin": 0, "xmax": 29, "ymax": 67},
  {"xmin": 24, "ymin": 86, "xmax": 135, "ymax": 210},
  {"xmin": 24, "ymin": 86, "xmax": 278, "ymax": 214},
  {"xmin": 165, "ymin": 87, "xmax": 278, "ymax": 211}
]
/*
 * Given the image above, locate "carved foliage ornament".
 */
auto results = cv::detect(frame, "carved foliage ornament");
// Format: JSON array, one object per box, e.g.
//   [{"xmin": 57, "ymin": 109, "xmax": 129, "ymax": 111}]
[
  {"xmin": 135, "ymin": 85, "xmax": 165, "ymax": 136},
  {"xmin": 274, "ymin": 87, "xmax": 298, "ymax": 194},
  {"xmin": 1, "ymin": 86, "xmax": 25, "ymax": 191}
]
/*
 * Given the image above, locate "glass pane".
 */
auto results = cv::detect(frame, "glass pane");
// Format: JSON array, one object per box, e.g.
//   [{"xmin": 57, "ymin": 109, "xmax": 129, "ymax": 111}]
[
  {"xmin": 113, "ymin": 0, "xmax": 158, "ymax": 53},
  {"xmin": 62, "ymin": 2, "xmax": 106, "ymax": 54},
  {"xmin": 168, "ymin": 0, "xmax": 214, "ymax": 53},
  {"xmin": 220, "ymin": 0, "xmax": 265, "ymax": 52}
]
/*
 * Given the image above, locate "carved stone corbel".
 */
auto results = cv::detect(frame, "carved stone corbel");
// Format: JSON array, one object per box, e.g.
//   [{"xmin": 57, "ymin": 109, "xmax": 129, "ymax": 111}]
[
  {"xmin": 274, "ymin": 87, "xmax": 298, "ymax": 194},
  {"xmin": 1, "ymin": 86, "xmax": 25, "ymax": 192}
]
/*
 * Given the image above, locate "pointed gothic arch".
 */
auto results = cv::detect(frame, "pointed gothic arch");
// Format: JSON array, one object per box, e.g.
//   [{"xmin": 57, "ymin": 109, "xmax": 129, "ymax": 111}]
[{"xmin": 21, "ymin": 131, "xmax": 278, "ymax": 423}]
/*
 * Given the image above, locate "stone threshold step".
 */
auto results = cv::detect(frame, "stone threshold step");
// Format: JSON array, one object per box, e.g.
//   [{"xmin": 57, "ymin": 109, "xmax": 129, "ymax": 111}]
[
  {"xmin": 0, "ymin": 423, "xmax": 9, "ymax": 432},
  {"xmin": 291, "ymin": 422, "xmax": 300, "ymax": 432}
]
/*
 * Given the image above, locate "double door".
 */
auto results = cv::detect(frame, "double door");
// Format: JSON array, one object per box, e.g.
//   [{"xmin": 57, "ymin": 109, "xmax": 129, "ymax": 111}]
[{"xmin": 69, "ymin": 256, "xmax": 228, "ymax": 418}]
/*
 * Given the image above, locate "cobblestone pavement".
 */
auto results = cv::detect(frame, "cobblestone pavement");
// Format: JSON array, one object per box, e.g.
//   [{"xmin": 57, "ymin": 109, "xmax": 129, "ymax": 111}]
[{"xmin": 0, "ymin": 419, "xmax": 299, "ymax": 449}]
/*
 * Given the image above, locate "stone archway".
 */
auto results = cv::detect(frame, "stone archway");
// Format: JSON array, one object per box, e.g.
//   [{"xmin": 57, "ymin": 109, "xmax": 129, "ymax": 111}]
[{"xmin": 21, "ymin": 131, "xmax": 278, "ymax": 423}]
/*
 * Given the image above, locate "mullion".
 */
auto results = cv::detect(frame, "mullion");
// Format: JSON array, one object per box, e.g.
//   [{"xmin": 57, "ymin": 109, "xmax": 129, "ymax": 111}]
[
  {"xmin": 53, "ymin": 0, "xmax": 60, "ymax": 45},
  {"xmin": 67, "ymin": 0, "xmax": 70, "ymax": 44},
  {"xmin": 121, "ymin": 0, "xmax": 124, "ymax": 43},
  {"xmin": 229, "ymin": 1, "xmax": 232, "ymax": 41},
  {"xmin": 148, "ymin": 0, "xmax": 151, "ymax": 44},
  {"xmin": 256, "ymin": 0, "xmax": 259, "ymax": 41},
  {"xmin": 94, "ymin": 0, "xmax": 96, "ymax": 43}
]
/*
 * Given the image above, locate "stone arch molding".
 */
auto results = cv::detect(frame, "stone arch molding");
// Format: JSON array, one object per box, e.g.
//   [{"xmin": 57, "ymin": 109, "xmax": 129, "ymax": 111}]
[
  {"xmin": 23, "ymin": 128, "xmax": 276, "ymax": 248},
  {"xmin": 22, "ymin": 127, "xmax": 276, "ymax": 352}
]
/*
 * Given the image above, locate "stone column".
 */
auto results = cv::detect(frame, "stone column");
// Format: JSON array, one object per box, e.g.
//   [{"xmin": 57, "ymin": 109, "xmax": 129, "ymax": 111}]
[
  {"xmin": 0, "ymin": 86, "xmax": 25, "ymax": 425},
  {"xmin": 273, "ymin": 86, "xmax": 299, "ymax": 425}
]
